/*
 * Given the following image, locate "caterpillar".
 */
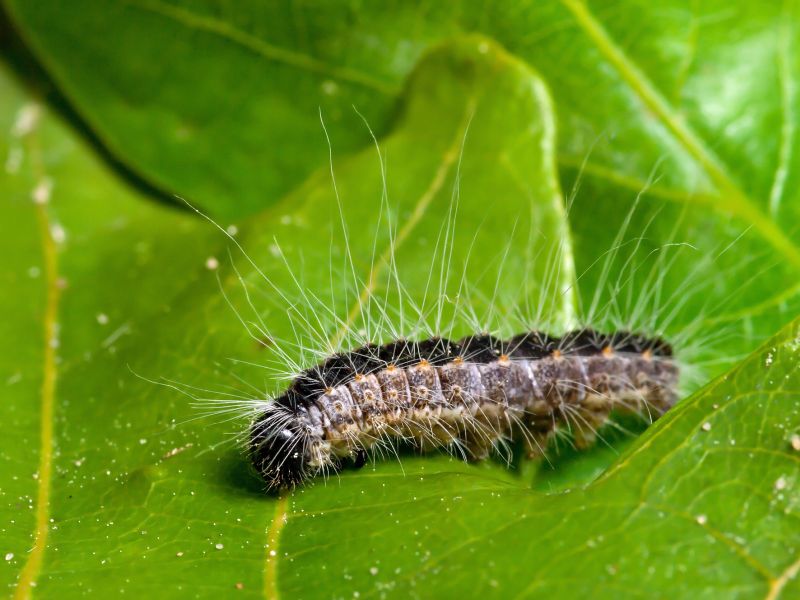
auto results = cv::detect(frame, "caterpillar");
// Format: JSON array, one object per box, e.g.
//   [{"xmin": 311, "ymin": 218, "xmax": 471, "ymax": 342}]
[
  {"xmin": 182, "ymin": 179, "xmax": 743, "ymax": 492},
  {"xmin": 250, "ymin": 330, "xmax": 678, "ymax": 489},
  {"xmin": 179, "ymin": 183, "xmax": 743, "ymax": 493},
  {"xmin": 170, "ymin": 112, "xmax": 760, "ymax": 494}
]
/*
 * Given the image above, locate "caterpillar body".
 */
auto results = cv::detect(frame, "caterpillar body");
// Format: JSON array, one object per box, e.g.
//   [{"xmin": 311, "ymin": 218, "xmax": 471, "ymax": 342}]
[
  {"xmin": 250, "ymin": 329, "xmax": 678, "ymax": 489},
  {"xmin": 174, "ymin": 113, "xmax": 753, "ymax": 494}
]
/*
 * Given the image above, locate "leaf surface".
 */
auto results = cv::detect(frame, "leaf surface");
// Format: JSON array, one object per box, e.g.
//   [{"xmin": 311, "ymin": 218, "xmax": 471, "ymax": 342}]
[{"xmin": 1, "ymin": 6, "xmax": 800, "ymax": 599}]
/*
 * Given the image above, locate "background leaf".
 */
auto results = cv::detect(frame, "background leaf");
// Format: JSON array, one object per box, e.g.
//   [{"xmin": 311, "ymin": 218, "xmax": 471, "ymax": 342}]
[
  {"xmin": 2, "ymin": 2, "xmax": 800, "ymax": 598},
  {"xmin": 6, "ymin": 0, "xmax": 799, "ymax": 355},
  {"xmin": 4, "ymin": 1, "xmax": 799, "ymax": 224}
]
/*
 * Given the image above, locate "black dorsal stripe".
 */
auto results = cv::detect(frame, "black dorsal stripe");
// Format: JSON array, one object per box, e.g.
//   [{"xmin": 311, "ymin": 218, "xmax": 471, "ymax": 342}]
[
  {"xmin": 345, "ymin": 343, "xmax": 384, "ymax": 375},
  {"xmin": 412, "ymin": 337, "xmax": 460, "ymax": 365},
  {"xmin": 558, "ymin": 330, "xmax": 599, "ymax": 354},
  {"xmin": 506, "ymin": 331, "xmax": 558, "ymax": 358},
  {"xmin": 376, "ymin": 338, "xmax": 413, "ymax": 365},
  {"xmin": 457, "ymin": 334, "xmax": 503, "ymax": 362},
  {"xmin": 605, "ymin": 330, "xmax": 673, "ymax": 355}
]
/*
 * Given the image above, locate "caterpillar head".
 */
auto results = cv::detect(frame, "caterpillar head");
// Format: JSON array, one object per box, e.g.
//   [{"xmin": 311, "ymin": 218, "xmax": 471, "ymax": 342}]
[{"xmin": 249, "ymin": 400, "xmax": 316, "ymax": 490}]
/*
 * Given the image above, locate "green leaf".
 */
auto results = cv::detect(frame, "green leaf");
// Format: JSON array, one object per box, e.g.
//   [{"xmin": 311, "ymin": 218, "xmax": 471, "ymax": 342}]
[
  {"xmin": 2, "ymin": 7, "xmax": 800, "ymax": 600},
  {"xmin": 6, "ymin": 0, "xmax": 799, "ymax": 359},
  {"xmin": 5, "ymin": 1, "xmax": 800, "ymax": 231}
]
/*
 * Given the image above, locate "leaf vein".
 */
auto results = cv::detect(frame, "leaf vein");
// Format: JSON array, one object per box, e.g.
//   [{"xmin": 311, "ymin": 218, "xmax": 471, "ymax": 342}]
[
  {"xmin": 560, "ymin": 0, "xmax": 800, "ymax": 268},
  {"xmin": 13, "ymin": 121, "xmax": 61, "ymax": 600},
  {"xmin": 127, "ymin": 0, "xmax": 399, "ymax": 95}
]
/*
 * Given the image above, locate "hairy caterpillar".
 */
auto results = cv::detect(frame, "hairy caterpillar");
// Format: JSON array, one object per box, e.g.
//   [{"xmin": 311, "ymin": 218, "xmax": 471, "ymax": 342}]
[
  {"xmin": 250, "ymin": 330, "xmax": 677, "ymax": 489},
  {"xmin": 188, "ymin": 187, "xmax": 707, "ymax": 494},
  {"xmin": 171, "ymin": 113, "xmax": 760, "ymax": 494},
  {"xmin": 182, "ymin": 192, "xmax": 737, "ymax": 493}
]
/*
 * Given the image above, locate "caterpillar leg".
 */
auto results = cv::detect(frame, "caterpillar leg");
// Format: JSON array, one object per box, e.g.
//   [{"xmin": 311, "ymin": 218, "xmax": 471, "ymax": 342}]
[
  {"xmin": 521, "ymin": 418, "xmax": 555, "ymax": 459},
  {"xmin": 353, "ymin": 448, "xmax": 368, "ymax": 469},
  {"xmin": 461, "ymin": 431, "xmax": 496, "ymax": 461},
  {"xmin": 571, "ymin": 404, "xmax": 612, "ymax": 449}
]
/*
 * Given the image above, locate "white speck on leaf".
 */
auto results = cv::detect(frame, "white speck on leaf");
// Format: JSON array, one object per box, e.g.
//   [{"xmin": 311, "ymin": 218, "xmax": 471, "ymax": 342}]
[
  {"xmin": 32, "ymin": 178, "xmax": 53, "ymax": 205},
  {"xmin": 205, "ymin": 256, "xmax": 219, "ymax": 270},
  {"xmin": 162, "ymin": 444, "xmax": 193, "ymax": 459},
  {"xmin": 13, "ymin": 103, "xmax": 40, "ymax": 137},
  {"xmin": 701, "ymin": 422, "xmax": 712, "ymax": 432},
  {"xmin": 50, "ymin": 223, "xmax": 66, "ymax": 244},
  {"xmin": 787, "ymin": 329, "xmax": 800, "ymax": 352},
  {"xmin": 696, "ymin": 515, "xmax": 707, "ymax": 525}
]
